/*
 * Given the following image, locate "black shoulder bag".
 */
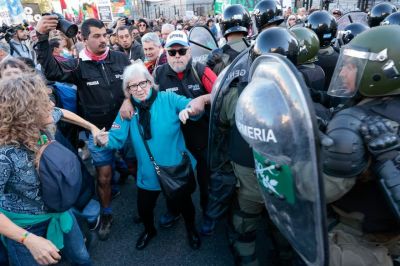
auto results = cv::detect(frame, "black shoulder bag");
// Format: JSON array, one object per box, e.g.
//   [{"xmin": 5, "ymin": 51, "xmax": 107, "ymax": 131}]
[{"xmin": 136, "ymin": 118, "xmax": 196, "ymax": 199}]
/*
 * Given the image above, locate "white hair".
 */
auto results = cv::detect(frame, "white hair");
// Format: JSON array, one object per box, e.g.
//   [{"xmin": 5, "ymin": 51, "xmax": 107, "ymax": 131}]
[
  {"xmin": 161, "ymin": 23, "xmax": 175, "ymax": 33},
  {"xmin": 122, "ymin": 62, "xmax": 155, "ymax": 98},
  {"xmin": 141, "ymin": 32, "xmax": 161, "ymax": 47}
]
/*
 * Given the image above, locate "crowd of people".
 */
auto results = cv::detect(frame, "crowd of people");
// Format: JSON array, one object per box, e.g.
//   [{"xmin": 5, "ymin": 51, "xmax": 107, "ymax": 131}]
[{"xmin": 0, "ymin": 0, "xmax": 400, "ymax": 265}]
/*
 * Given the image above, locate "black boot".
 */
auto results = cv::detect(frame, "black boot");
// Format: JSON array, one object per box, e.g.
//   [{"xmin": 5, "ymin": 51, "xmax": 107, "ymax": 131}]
[
  {"xmin": 135, "ymin": 230, "xmax": 157, "ymax": 250},
  {"xmin": 186, "ymin": 227, "xmax": 201, "ymax": 250}
]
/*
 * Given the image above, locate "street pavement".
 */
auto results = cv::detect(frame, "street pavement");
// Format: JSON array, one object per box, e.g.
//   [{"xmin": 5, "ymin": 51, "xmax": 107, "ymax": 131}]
[
  {"xmin": 59, "ymin": 174, "xmax": 235, "ymax": 266},
  {"xmin": 88, "ymin": 177, "xmax": 235, "ymax": 266}
]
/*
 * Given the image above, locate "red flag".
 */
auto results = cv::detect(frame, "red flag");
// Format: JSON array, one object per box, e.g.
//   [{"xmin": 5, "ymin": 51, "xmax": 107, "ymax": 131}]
[{"xmin": 60, "ymin": 0, "xmax": 67, "ymax": 10}]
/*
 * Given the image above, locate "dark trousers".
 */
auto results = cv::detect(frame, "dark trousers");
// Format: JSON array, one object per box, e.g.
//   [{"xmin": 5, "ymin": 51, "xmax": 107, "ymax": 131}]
[
  {"xmin": 190, "ymin": 147, "xmax": 210, "ymax": 214},
  {"xmin": 138, "ymin": 187, "xmax": 196, "ymax": 232}
]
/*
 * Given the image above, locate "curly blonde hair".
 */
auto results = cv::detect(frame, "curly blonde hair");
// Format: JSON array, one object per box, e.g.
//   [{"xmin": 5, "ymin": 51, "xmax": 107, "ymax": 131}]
[{"xmin": 0, "ymin": 74, "xmax": 52, "ymax": 152}]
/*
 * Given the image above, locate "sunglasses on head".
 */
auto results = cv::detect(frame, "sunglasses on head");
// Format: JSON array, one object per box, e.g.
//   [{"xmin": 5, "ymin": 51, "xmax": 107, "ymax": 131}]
[{"xmin": 167, "ymin": 48, "xmax": 188, "ymax": 56}]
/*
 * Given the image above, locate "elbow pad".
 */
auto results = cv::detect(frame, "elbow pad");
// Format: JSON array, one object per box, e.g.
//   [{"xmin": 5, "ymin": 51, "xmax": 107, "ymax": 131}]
[{"xmin": 322, "ymin": 108, "xmax": 368, "ymax": 178}]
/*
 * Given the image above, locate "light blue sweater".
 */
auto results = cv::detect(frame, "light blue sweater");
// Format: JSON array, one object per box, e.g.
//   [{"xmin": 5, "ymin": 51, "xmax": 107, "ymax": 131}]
[{"xmin": 106, "ymin": 91, "xmax": 197, "ymax": 191}]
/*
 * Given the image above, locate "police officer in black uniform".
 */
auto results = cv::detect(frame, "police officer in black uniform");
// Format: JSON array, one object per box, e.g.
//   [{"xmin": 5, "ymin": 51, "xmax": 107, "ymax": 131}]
[
  {"xmin": 206, "ymin": 4, "xmax": 251, "ymax": 75},
  {"xmin": 305, "ymin": 10, "xmax": 339, "ymax": 91},
  {"xmin": 367, "ymin": 2, "xmax": 397, "ymax": 27}
]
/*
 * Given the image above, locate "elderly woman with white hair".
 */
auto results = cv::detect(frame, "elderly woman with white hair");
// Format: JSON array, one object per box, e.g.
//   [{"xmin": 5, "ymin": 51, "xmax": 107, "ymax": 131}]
[{"xmin": 95, "ymin": 62, "xmax": 207, "ymax": 250}]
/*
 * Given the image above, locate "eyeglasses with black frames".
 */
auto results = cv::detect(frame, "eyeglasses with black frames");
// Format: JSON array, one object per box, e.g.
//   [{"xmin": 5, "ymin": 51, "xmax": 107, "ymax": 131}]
[{"xmin": 128, "ymin": 80, "xmax": 149, "ymax": 92}]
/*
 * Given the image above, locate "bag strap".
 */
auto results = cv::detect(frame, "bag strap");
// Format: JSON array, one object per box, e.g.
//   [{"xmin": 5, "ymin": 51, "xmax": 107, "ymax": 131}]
[{"xmin": 135, "ymin": 116, "xmax": 161, "ymax": 173}]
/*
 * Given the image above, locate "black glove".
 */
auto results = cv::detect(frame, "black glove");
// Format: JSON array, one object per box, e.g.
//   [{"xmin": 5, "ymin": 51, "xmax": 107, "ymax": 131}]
[
  {"xmin": 360, "ymin": 116, "xmax": 400, "ymax": 159},
  {"xmin": 206, "ymin": 48, "xmax": 224, "ymax": 69}
]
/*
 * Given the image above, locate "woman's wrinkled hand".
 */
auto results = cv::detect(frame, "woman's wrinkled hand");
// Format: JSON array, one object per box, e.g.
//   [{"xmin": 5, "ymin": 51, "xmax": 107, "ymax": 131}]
[
  {"xmin": 24, "ymin": 234, "xmax": 61, "ymax": 265},
  {"xmin": 94, "ymin": 128, "xmax": 109, "ymax": 146},
  {"xmin": 179, "ymin": 108, "xmax": 192, "ymax": 124}
]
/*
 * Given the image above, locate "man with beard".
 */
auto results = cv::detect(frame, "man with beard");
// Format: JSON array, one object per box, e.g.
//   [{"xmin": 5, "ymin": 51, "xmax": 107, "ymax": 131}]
[
  {"xmin": 154, "ymin": 31, "xmax": 217, "ymax": 228},
  {"xmin": 35, "ymin": 15, "xmax": 130, "ymax": 241},
  {"xmin": 116, "ymin": 25, "xmax": 144, "ymax": 63},
  {"xmin": 9, "ymin": 24, "xmax": 35, "ymax": 61}
]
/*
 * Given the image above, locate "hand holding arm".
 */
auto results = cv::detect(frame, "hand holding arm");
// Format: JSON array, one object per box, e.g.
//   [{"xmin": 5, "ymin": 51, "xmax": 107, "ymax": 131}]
[
  {"xmin": 119, "ymin": 99, "xmax": 135, "ymax": 120},
  {"xmin": 187, "ymin": 94, "xmax": 210, "ymax": 116},
  {"xmin": 94, "ymin": 128, "xmax": 109, "ymax": 147}
]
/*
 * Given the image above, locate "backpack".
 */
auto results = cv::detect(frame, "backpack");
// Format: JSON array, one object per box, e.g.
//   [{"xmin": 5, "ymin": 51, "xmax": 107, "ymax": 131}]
[
  {"xmin": 53, "ymin": 82, "xmax": 78, "ymax": 113},
  {"xmin": 36, "ymin": 140, "xmax": 82, "ymax": 212}
]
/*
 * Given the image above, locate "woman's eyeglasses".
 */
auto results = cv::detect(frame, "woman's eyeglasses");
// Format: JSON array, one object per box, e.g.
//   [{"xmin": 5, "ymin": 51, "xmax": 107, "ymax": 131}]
[
  {"xmin": 139, "ymin": 23, "xmax": 147, "ymax": 27},
  {"xmin": 167, "ymin": 48, "xmax": 188, "ymax": 56},
  {"xmin": 128, "ymin": 80, "xmax": 149, "ymax": 92}
]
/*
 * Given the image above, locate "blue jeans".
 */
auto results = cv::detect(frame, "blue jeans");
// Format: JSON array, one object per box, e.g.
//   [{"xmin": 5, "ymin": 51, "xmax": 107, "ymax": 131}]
[
  {"xmin": 88, "ymin": 134, "xmax": 114, "ymax": 167},
  {"xmin": 6, "ymin": 212, "xmax": 91, "ymax": 266},
  {"xmin": 72, "ymin": 199, "xmax": 100, "ymax": 224}
]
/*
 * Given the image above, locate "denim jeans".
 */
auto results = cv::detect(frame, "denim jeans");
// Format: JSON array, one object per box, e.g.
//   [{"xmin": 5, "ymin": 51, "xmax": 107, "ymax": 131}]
[
  {"xmin": 0, "ymin": 238, "xmax": 9, "ymax": 265},
  {"xmin": 5, "ymin": 212, "xmax": 91, "ymax": 266},
  {"xmin": 6, "ymin": 220, "xmax": 49, "ymax": 266},
  {"xmin": 72, "ymin": 199, "xmax": 100, "ymax": 224},
  {"xmin": 62, "ymin": 212, "xmax": 92, "ymax": 266}
]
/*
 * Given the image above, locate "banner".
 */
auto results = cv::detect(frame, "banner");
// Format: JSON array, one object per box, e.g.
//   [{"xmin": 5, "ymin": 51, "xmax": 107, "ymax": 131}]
[
  {"xmin": 0, "ymin": 0, "xmax": 25, "ymax": 25},
  {"xmin": 214, "ymin": 0, "xmax": 260, "ymax": 14},
  {"xmin": 97, "ymin": 0, "xmax": 112, "ymax": 22},
  {"xmin": 110, "ymin": 0, "xmax": 130, "ymax": 18}
]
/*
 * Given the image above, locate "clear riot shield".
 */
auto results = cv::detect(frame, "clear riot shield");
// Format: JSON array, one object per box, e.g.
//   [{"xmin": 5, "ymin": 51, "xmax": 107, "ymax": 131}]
[
  {"xmin": 235, "ymin": 54, "xmax": 328, "ymax": 266},
  {"xmin": 207, "ymin": 48, "xmax": 252, "ymax": 171},
  {"xmin": 337, "ymin": 11, "xmax": 368, "ymax": 31},
  {"xmin": 188, "ymin": 26, "xmax": 219, "ymax": 64}
]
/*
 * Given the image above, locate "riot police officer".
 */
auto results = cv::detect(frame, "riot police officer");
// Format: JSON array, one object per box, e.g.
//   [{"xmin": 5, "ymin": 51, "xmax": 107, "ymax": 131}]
[
  {"xmin": 305, "ymin": 10, "xmax": 339, "ymax": 90},
  {"xmin": 381, "ymin": 11, "xmax": 400, "ymax": 26},
  {"xmin": 209, "ymin": 27, "xmax": 301, "ymax": 265},
  {"xmin": 234, "ymin": 25, "xmax": 400, "ymax": 266},
  {"xmin": 291, "ymin": 27, "xmax": 325, "ymax": 92},
  {"xmin": 322, "ymin": 25, "xmax": 400, "ymax": 265},
  {"xmin": 253, "ymin": 0, "xmax": 285, "ymax": 32},
  {"xmin": 368, "ymin": 2, "xmax": 397, "ymax": 27},
  {"xmin": 206, "ymin": 4, "xmax": 251, "ymax": 75}
]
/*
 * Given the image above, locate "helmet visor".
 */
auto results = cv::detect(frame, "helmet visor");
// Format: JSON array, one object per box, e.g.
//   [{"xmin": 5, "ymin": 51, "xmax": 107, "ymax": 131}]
[{"xmin": 327, "ymin": 47, "xmax": 370, "ymax": 98}]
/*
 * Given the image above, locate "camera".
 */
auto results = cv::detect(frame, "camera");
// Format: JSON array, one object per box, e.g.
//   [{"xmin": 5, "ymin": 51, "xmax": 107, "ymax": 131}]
[
  {"xmin": 43, "ymin": 13, "xmax": 78, "ymax": 38},
  {"xmin": 122, "ymin": 16, "xmax": 134, "ymax": 26},
  {"xmin": 0, "ymin": 25, "xmax": 16, "ymax": 42}
]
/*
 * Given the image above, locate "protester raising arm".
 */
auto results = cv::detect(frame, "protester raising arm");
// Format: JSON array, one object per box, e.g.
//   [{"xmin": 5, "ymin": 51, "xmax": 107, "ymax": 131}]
[
  {"xmin": 35, "ymin": 15, "xmax": 78, "ymax": 83},
  {"xmin": 0, "ymin": 211, "xmax": 61, "ymax": 265}
]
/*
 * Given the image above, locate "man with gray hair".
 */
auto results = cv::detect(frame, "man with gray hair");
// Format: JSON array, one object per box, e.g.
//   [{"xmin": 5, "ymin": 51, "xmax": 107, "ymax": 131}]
[
  {"xmin": 141, "ymin": 32, "xmax": 167, "ymax": 74},
  {"xmin": 161, "ymin": 23, "xmax": 175, "ymax": 47},
  {"xmin": 0, "ymin": 42, "xmax": 11, "ymax": 63}
]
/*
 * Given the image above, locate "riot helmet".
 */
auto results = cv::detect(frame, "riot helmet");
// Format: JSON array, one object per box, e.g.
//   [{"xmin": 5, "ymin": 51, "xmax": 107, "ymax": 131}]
[
  {"xmin": 253, "ymin": 0, "xmax": 284, "ymax": 31},
  {"xmin": 250, "ymin": 27, "xmax": 299, "ymax": 64},
  {"xmin": 328, "ymin": 25, "xmax": 400, "ymax": 98},
  {"xmin": 381, "ymin": 11, "xmax": 400, "ymax": 26},
  {"xmin": 220, "ymin": 4, "xmax": 251, "ymax": 37},
  {"xmin": 341, "ymin": 23, "xmax": 370, "ymax": 45},
  {"xmin": 368, "ymin": 2, "xmax": 397, "ymax": 27},
  {"xmin": 305, "ymin": 10, "xmax": 337, "ymax": 48},
  {"xmin": 290, "ymin": 27, "xmax": 320, "ymax": 64}
]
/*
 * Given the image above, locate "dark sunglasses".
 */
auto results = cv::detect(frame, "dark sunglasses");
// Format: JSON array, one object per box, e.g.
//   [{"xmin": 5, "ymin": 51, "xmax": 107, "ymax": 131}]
[
  {"xmin": 139, "ymin": 23, "xmax": 147, "ymax": 27},
  {"xmin": 333, "ymin": 12, "xmax": 341, "ymax": 15},
  {"xmin": 167, "ymin": 48, "xmax": 188, "ymax": 56}
]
